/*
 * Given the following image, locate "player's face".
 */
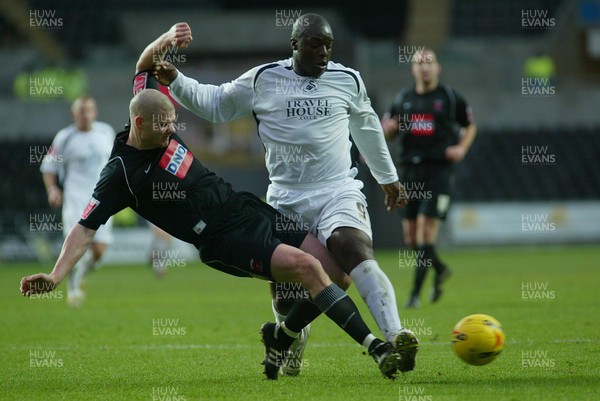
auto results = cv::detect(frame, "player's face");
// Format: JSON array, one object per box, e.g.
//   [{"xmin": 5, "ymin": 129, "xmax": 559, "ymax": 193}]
[
  {"xmin": 72, "ymin": 100, "xmax": 97, "ymax": 131},
  {"xmin": 292, "ymin": 24, "xmax": 333, "ymax": 78},
  {"xmin": 144, "ymin": 109, "xmax": 176, "ymax": 148},
  {"xmin": 411, "ymin": 51, "xmax": 440, "ymax": 85}
]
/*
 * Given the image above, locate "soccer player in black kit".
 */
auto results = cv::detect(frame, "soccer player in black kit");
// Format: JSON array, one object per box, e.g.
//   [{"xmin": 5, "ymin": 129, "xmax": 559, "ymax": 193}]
[
  {"xmin": 382, "ymin": 48, "xmax": 477, "ymax": 308},
  {"xmin": 20, "ymin": 23, "xmax": 405, "ymax": 380}
]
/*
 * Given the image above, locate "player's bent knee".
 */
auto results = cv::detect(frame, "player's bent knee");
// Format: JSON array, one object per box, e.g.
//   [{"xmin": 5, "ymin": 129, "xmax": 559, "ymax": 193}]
[
  {"xmin": 291, "ymin": 252, "xmax": 330, "ymax": 290},
  {"xmin": 291, "ymin": 252, "xmax": 320, "ymax": 278},
  {"xmin": 272, "ymin": 245, "xmax": 329, "ymax": 289},
  {"xmin": 329, "ymin": 231, "xmax": 374, "ymax": 269}
]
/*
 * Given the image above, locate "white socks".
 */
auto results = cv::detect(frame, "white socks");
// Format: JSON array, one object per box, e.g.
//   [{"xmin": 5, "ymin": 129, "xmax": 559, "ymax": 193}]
[
  {"xmin": 69, "ymin": 249, "xmax": 95, "ymax": 295},
  {"xmin": 350, "ymin": 260, "xmax": 402, "ymax": 342},
  {"xmin": 270, "ymin": 262, "xmax": 401, "ymax": 344}
]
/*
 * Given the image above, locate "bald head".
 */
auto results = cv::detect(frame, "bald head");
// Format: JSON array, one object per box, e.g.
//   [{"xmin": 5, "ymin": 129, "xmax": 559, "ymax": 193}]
[
  {"xmin": 291, "ymin": 13, "xmax": 332, "ymax": 41},
  {"xmin": 127, "ymin": 89, "xmax": 177, "ymax": 149},
  {"xmin": 129, "ymin": 89, "xmax": 174, "ymax": 122}
]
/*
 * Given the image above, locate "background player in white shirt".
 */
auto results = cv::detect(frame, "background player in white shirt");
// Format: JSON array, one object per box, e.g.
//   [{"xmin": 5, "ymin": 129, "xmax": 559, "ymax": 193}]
[
  {"xmin": 151, "ymin": 16, "xmax": 418, "ymax": 375},
  {"xmin": 40, "ymin": 96, "xmax": 115, "ymax": 306}
]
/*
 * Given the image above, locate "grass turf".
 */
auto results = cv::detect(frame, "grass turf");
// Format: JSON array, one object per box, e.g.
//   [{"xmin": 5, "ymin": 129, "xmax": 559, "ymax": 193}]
[{"xmin": 1, "ymin": 245, "xmax": 598, "ymax": 400}]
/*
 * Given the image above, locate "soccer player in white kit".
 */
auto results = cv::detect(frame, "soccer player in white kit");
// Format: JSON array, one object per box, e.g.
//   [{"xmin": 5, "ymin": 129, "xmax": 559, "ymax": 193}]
[
  {"xmin": 151, "ymin": 16, "xmax": 419, "ymax": 375},
  {"xmin": 40, "ymin": 96, "xmax": 115, "ymax": 307}
]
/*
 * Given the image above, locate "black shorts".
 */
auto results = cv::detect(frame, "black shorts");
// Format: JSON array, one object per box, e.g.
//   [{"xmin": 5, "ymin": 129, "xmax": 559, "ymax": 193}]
[
  {"xmin": 401, "ymin": 163, "xmax": 454, "ymax": 220},
  {"xmin": 198, "ymin": 192, "xmax": 307, "ymax": 281}
]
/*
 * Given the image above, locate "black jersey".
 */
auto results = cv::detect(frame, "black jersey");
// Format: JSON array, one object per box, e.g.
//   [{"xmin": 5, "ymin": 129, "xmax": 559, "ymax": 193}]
[
  {"xmin": 387, "ymin": 85, "xmax": 473, "ymax": 164},
  {"xmin": 78, "ymin": 131, "xmax": 235, "ymax": 248},
  {"xmin": 77, "ymin": 70, "xmax": 237, "ymax": 247}
]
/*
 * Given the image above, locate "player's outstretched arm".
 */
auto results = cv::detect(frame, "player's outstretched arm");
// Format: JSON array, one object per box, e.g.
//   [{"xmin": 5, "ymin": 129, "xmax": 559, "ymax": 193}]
[
  {"xmin": 20, "ymin": 224, "xmax": 96, "ymax": 296},
  {"xmin": 136, "ymin": 22, "xmax": 193, "ymax": 74}
]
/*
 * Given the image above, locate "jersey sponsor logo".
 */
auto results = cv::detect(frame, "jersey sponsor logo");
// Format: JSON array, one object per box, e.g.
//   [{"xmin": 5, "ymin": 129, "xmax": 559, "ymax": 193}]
[
  {"xmin": 159, "ymin": 140, "xmax": 193, "ymax": 179},
  {"xmin": 285, "ymin": 98, "xmax": 331, "ymax": 120},
  {"xmin": 133, "ymin": 73, "xmax": 148, "ymax": 95},
  {"xmin": 398, "ymin": 113, "xmax": 435, "ymax": 136},
  {"xmin": 81, "ymin": 197, "xmax": 100, "ymax": 220},
  {"xmin": 408, "ymin": 113, "xmax": 435, "ymax": 136}
]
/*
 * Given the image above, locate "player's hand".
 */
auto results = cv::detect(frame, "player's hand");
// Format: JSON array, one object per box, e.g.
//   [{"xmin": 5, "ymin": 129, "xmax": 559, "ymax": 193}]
[
  {"xmin": 47, "ymin": 186, "xmax": 62, "ymax": 208},
  {"xmin": 380, "ymin": 181, "xmax": 408, "ymax": 211},
  {"xmin": 445, "ymin": 145, "xmax": 466, "ymax": 162},
  {"xmin": 166, "ymin": 22, "xmax": 193, "ymax": 49},
  {"xmin": 154, "ymin": 61, "xmax": 178, "ymax": 86},
  {"xmin": 381, "ymin": 116, "xmax": 399, "ymax": 136},
  {"xmin": 20, "ymin": 274, "xmax": 57, "ymax": 297}
]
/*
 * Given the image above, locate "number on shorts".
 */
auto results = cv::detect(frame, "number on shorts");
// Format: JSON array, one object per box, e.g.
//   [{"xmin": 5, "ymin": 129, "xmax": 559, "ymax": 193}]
[
  {"xmin": 437, "ymin": 194, "xmax": 450, "ymax": 215},
  {"xmin": 356, "ymin": 202, "xmax": 367, "ymax": 222}
]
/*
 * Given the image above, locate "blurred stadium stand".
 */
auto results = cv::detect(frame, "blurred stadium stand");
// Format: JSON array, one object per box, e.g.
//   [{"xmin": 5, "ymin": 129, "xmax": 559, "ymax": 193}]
[
  {"xmin": 1, "ymin": 0, "xmax": 599, "ymax": 261},
  {"xmin": 453, "ymin": 125, "xmax": 600, "ymax": 201},
  {"xmin": 451, "ymin": 0, "xmax": 563, "ymax": 36}
]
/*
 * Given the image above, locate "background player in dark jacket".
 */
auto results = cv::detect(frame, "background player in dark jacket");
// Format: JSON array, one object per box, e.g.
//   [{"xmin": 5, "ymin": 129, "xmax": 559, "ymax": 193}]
[
  {"xmin": 20, "ymin": 24, "xmax": 405, "ymax": 380},
  {"xmin": 381, "ymin": 48, "xmax": 477, "ymax": 308}
]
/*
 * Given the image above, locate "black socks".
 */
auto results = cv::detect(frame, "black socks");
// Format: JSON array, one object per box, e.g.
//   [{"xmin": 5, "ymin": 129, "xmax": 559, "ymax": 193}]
[{"xmin": 281, "ymin": 284, "xmax": 372, "ymax": 346}]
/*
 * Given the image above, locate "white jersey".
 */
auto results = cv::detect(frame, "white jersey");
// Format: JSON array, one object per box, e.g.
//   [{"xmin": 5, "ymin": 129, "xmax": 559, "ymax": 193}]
[
  {"xmin": 169, "ymin": 58, "xmax": 398, "ymax": 188},
  {"xmin": 40, "ymin": 122, "xmax": 115, "ymax": 215}
]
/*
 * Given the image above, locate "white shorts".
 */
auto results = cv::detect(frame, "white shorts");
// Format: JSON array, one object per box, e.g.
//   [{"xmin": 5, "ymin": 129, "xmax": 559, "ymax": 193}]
[
  {"xmin": 63, "ymin": 203, "xmax": 113, "ymax": 244},
  {"xmin": 267, "ymin": 177, "xmax": 372, "ymax": 247}
]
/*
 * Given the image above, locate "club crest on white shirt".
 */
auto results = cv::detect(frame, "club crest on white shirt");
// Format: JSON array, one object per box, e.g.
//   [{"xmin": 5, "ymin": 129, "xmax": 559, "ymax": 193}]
[
  {"xmin": 302, "ymin": 79, "xmax": 319, "ymax": 94},
  {"xmin": 275, "ymin": 77, "xmax": 320, "ymax": 96}
]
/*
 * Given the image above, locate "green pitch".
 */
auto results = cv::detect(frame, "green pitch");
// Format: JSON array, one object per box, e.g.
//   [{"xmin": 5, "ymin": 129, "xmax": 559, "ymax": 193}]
[{"xmin": 1, "ymin": 245, "xmax": 598, "ymax": 401}]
